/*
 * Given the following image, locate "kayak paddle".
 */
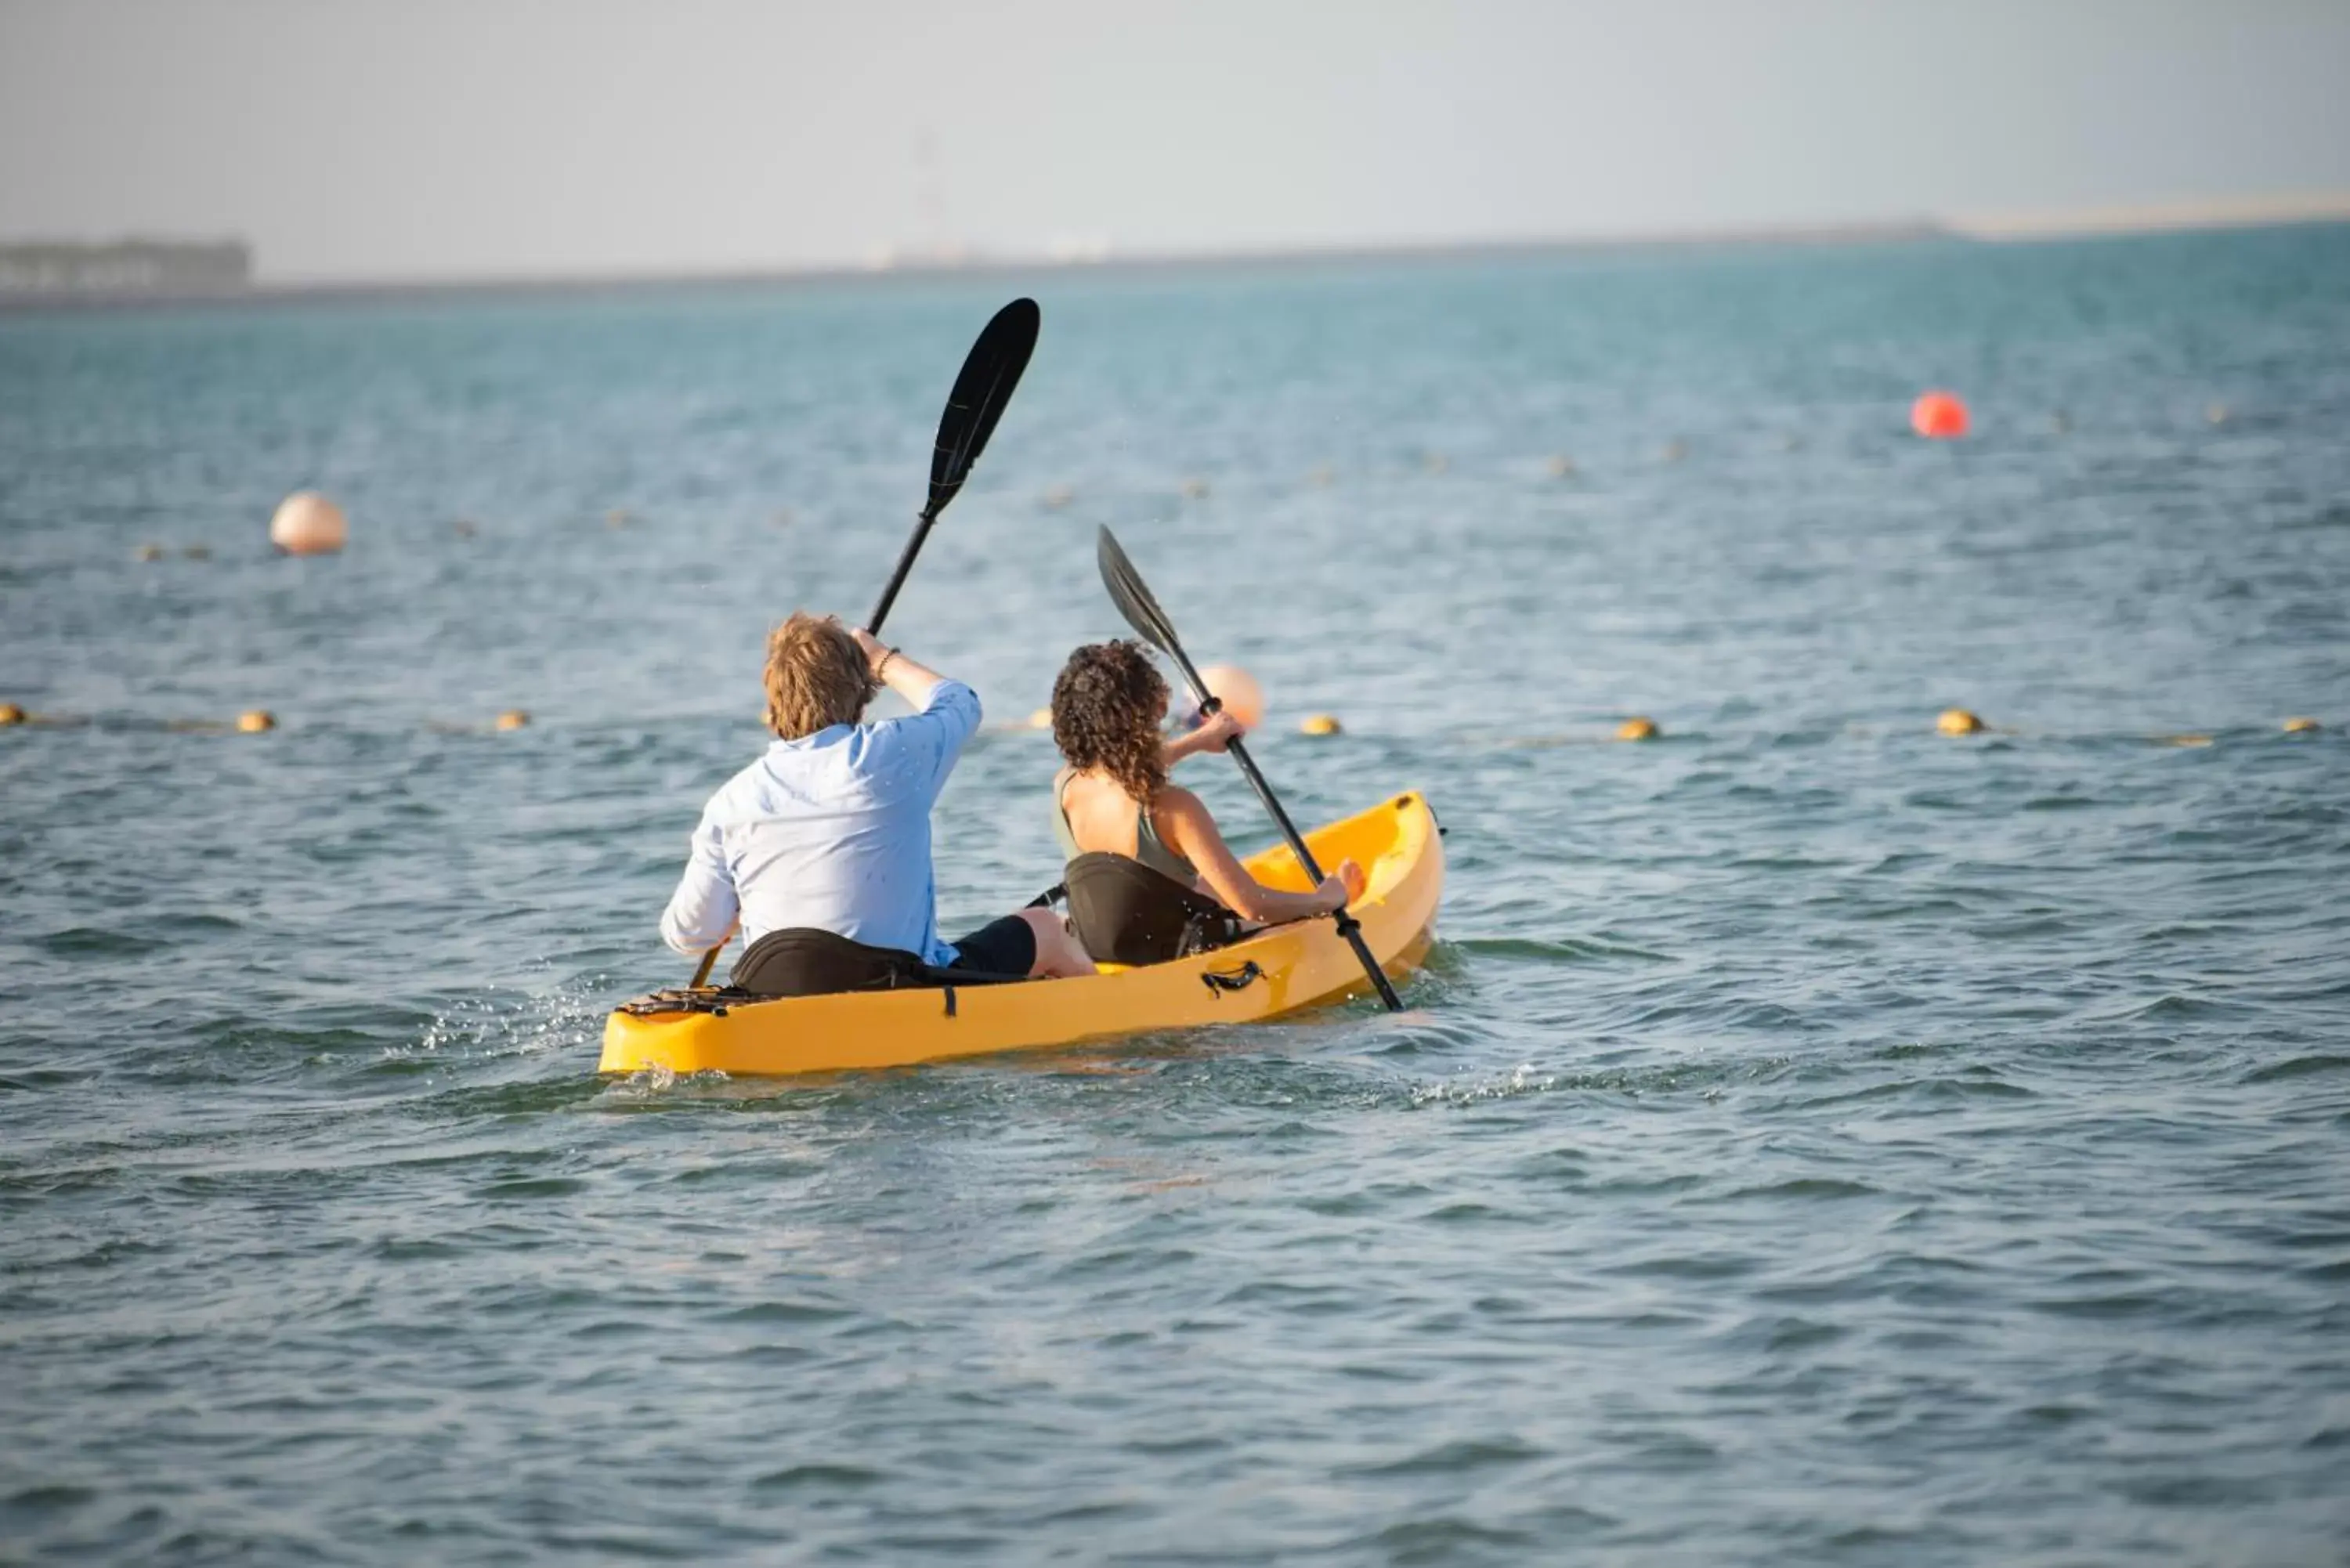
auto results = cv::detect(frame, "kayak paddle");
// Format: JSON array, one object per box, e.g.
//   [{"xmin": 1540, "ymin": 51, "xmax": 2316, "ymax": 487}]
[
  {"xmin": 1094, "ymin": 525, "xmax": 1405, "ymax": 1012},
  {"xmin": 868, "ymin": 296, "xmax": 1043, "ymax": 631},
  {"xmin": 689, "ymin": 296, "xmax": 1044, "ymax": 987}
]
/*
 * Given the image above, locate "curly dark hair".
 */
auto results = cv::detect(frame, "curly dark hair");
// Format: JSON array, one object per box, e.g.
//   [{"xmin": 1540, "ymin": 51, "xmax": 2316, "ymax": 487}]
[{"xmin": 1051, "ymin": 641, "xmax": 1169, "ymax": 804}]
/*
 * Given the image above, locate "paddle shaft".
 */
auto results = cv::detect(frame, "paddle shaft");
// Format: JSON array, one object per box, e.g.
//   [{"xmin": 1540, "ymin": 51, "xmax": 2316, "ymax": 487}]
[
  {"xmin": 1188, "ymin": 709, "xmax": 1404, "ymax": 1013},
  {"xmin": 688, "ymin": 929, "xmax": 727, "ymax": 988},
  {"xmin": 1221, "ymin": 732, "xmax": 1404, "ymax": 1011},
  {"xmin": 866, "ymin": 506, "xmax": 939, "ymax": 636}
]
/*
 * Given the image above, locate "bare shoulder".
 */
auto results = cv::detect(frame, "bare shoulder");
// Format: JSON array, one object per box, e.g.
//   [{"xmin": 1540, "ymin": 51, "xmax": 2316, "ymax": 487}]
[
  {"xmin": 1152, "ymin": 784, "xmax": 1209, "ymax": 820},
  {"xmin": 1152, "ymin": 785, "xmax": 1225, "ymax": 847}
]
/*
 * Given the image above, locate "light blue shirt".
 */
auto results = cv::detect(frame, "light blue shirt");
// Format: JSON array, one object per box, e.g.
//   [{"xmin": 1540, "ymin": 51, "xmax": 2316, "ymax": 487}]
[{"xmin": 660, "ymin": 680, "xmax": 982, "ymax": 966}]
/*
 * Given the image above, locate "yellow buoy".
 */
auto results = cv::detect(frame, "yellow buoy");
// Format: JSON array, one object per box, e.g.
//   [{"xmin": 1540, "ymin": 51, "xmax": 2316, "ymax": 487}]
[
  {"xmin": 135, "ymin": 544, "xmax": 164, "ymax": 562},
  {"xmin": 1027, "ymin": 707, "xmax": 1054, "ymax": 731},
  {"xmin": 1300, "ymin": 714, "xmax": 1343, "ymax": 736},
  {"xmin": 1937, "ymin": 708, "xmax": 1985, "ymax": 735},
  {"xmin": 269, "ymin": 492, "xmax": 348, "ymax": 555},
  {"xmin": 236, "ymin": 710, "xmax": 277, "ymax": 733},
  {"xmin": 2283, "ymin": 717, "xmax": 2321, "ymax": 734},
  {"xmin": 0, "ymin": 702, "xmax": 26, "ymax": 726},
  {"xmin": 494, "ymin": 710, "xmax": 530, "ymax": 732},
  {"xmin": 1615, "ymin": 717, "xmax": 1658, "ymax": 742}
]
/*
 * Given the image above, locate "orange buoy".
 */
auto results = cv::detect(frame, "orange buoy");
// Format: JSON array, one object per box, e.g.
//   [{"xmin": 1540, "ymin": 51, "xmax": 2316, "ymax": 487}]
[
  {"xmin": 270, "ymin": 492, "xmax": 348, "ymax": 555},
  {"xmin": 236, "ymin": 710, "xmax": 277, "ymax": 733},
  {"xmin": 0, "ymin": 702, "xmax": 27, "ymax": 727},
  {"xmin": 1615, "ymin": 717, "xmax": 1658, "ymax": 742},
  {"xmin": 1192, "ymin": 664, "xmax": 1265, "ymax": 730},
  {"xmin": 1911, "ymin": 392, "xmax": 1970, "ymax": 439},
  {"xmin": 494, "ymin": 710, "xmax": 530, "ymax": 732}
]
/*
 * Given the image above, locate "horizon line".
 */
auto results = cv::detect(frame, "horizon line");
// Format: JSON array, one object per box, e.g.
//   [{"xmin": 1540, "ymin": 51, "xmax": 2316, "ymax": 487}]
[{"xmin": 5, "ymin": 194, "xmax": 2347, "ymax": 313}]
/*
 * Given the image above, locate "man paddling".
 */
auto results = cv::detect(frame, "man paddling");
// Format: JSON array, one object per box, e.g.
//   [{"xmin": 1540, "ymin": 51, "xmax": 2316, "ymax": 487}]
[{"xmin": 661, "ymin": 613, "xmax": 1093, "ymax": 993}]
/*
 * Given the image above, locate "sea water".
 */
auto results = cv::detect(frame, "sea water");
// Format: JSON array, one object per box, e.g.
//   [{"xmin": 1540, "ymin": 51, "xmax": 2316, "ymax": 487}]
[{"xmin": 3, "ymin": 226, "xmax": 2348, "ymax": 1563}]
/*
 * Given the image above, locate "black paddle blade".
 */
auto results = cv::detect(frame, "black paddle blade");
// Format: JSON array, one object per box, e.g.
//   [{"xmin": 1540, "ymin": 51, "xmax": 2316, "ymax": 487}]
[
  {"xmin": 929, "ymin": 297, "xmax": 1040, "ymax": 515},
  {"xmin": 1096, "ymin": 526, "xmax": 1191, "ymax": 672}
]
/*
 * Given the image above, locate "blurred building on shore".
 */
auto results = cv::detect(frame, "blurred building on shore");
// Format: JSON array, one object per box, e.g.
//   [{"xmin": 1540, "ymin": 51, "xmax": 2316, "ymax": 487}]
[{"xmin": 0, "ymin": 239, "xmax": 251, "ymax": 298}]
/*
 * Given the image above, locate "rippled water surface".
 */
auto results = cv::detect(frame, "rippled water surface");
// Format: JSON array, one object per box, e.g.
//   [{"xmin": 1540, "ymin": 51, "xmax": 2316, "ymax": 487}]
[{"xmin": 5, "ymin": 229, "xmax": 2349, "ymax": 1564}]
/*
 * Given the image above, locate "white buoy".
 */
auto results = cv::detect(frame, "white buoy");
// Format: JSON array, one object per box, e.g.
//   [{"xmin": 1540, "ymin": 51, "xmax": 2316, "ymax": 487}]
[
  {"xmin": 1191, "ymin": 664, "xmax": 1265, "ymax": 729},
  {"xmin": 269, "ymin": 492, "xmax": 348, "ymax": 556}
]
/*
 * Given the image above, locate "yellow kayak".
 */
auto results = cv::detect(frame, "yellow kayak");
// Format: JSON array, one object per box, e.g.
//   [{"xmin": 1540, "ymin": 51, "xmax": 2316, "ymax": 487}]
[{"xmin": 599, "ymin": 791, "xmax": 1443, "ymax": 1076}]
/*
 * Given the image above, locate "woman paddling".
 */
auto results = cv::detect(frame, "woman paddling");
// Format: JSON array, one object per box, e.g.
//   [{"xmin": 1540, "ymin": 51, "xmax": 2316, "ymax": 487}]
[{"xmin": 1049, "ymin": 641, "xmax": 1364, "ymax": 966}]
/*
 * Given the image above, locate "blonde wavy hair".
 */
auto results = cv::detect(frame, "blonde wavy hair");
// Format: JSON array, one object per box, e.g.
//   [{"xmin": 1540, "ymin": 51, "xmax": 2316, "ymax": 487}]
[{"xmin": 763, "ymin": 613, "xmax": 876, "ymax": 739}]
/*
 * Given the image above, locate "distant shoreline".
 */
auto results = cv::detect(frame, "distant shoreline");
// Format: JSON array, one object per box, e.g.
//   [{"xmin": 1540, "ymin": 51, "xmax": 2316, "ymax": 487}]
[{"xmin": 5, "ymin": 199, "xmax": 2346, "ymax": 316}]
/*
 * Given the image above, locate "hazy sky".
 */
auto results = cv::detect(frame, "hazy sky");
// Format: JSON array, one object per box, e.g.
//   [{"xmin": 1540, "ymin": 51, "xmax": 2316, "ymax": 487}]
[{"xmin": 4, "ymin": 0, "xmax": 2348, "ymax": 280}]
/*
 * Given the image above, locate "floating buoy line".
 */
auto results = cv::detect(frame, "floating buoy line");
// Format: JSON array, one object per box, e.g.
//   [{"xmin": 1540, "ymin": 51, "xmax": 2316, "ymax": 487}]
[
  {"xmin": 4, "ymin": 703, "xmax": 2325, "ymax": 748},
  {"xmin": 1, "ymin": 707, "xmax": 544, "ymax": 735}
]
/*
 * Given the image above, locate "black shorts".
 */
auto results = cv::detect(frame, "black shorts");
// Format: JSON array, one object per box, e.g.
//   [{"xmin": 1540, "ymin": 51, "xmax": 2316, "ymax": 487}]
[{"xmin": 949, "ymin": 913, "xmax": 1036, "ymax": 977}]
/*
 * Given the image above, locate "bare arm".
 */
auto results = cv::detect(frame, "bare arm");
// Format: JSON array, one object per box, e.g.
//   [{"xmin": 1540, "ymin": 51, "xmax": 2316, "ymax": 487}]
[
  {"xmin": 1162, "ymin": 710, "xmax": 1246, "ymax": 768},
  {"xmin": 1154, "ymin": 787, "xmax": 1362, "ymax": 925},
  {"xmin": 851, "ymin": 627, "xmax": 947, "ymax": 710}
]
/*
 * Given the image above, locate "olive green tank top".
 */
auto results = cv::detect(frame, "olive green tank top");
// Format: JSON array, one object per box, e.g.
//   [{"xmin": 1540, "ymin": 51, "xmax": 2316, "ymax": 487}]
[{"xmin": 1053, "ymin": 767, "xmax": 1199, "ymax": 884}]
